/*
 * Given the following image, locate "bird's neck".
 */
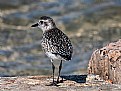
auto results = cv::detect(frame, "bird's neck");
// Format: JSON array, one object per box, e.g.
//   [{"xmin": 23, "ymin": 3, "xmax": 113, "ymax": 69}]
[{"xmin": 41, "ymin": 26, "xmax": 57, "ymax": 33}]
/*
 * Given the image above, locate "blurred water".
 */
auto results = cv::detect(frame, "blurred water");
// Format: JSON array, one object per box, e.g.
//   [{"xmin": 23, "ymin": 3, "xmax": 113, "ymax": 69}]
[{"xmin": 0, "ymin": 0, "xmax": 121, "ymax": 76}]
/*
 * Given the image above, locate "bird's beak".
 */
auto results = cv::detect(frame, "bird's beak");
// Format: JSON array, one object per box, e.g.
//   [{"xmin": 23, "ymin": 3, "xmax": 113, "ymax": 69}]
[{"xmin": 31, "ymin": 23, "xmax": 39, "ymax": 27}]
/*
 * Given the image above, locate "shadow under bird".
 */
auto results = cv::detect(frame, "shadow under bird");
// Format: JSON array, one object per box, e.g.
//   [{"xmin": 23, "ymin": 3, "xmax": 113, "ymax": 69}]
[{"xmin": 31, "ymin": 16, "xmax": 73, "ymax": 85}]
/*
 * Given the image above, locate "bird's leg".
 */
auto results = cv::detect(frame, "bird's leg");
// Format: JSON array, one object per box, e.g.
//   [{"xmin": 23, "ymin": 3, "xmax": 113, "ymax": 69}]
[
  {"xmin": 46, "ymin": 60, "xmax": 59, "ymax": 86},
  {"xmin": 57, "ymin": 60, "xmax": 62, "ymax": 83},
  {"xmin": 51, "ymin": 60, "xmax": 55, "ymax": 84}
]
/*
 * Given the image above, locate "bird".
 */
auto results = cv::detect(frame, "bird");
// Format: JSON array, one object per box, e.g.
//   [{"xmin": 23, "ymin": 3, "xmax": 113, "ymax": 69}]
[{"xmin": 31, "ymin": 16, "xmax": 73, "ymax": 85}]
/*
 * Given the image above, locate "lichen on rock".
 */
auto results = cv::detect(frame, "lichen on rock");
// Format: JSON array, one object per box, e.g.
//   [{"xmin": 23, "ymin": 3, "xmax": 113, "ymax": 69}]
[{"xmin": 88, "ymin": 39, "xmax": 121, "ymax": 84}]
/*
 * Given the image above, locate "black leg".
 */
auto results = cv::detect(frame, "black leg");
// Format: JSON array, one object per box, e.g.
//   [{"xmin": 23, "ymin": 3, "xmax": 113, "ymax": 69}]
[
  {"xmin": 46, "ymin": 60, "xmax": 59, "ymax": 86},
  {"xmin": 51, "ymin": 62, "xmax": 55, "ymax": 84},
  {"xmin": 57, "ymin": 60, "xmax": 62, "ymax": 83}
]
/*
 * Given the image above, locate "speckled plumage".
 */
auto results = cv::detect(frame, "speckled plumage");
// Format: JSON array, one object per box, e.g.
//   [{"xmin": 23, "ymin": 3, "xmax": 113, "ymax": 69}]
[
  {"xmin": 31, "ymin": 16, "xmax": 73, "ymax": 85},
  {"xmin": 41, "ymin": 28, "xmax": 73, "ymax": 61}
]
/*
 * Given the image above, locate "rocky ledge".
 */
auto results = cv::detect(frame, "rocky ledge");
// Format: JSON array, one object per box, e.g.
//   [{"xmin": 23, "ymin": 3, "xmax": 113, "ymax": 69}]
[{"xmin": 0, "ymin": 75, "xmax": 121, "ymax": 91}]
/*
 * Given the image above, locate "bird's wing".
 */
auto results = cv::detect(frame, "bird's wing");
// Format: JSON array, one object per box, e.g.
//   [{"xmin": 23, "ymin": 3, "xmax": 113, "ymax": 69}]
[{"xmin": 48, "ymin": 29, "xmax": 73, "ymax": 60}]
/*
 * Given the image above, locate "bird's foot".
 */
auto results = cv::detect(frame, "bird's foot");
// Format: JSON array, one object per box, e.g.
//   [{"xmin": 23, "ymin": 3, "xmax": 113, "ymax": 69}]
[
  {"xmin": 46, "ymin": 81, "xmax": 59, "ymax": 86},
  {"xmin": 56, "ymin": 80, "xmax": 59, "ymax": 84}
]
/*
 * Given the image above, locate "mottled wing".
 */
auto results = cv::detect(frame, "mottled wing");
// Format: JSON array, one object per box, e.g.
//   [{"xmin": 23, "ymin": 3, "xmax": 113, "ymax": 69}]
[{"xmin": 42, "ymin": 28, "xmax": 73, "ymax": 61}]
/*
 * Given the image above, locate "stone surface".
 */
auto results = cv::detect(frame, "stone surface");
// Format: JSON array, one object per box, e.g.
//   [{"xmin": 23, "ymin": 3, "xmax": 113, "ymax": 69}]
[
  {"xmin": 0, "ymin": 75, "xmax": 121, "ymax": 91},
  {"xmin": 88, "ymin": 39, "xmax": 121, "ymax": 84}
]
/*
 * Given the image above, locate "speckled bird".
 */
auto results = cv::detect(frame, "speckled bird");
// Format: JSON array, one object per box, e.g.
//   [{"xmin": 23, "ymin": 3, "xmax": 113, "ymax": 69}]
[{"xmin": 31, "ymin": 16, "xmax": 73, "ymax": 85}]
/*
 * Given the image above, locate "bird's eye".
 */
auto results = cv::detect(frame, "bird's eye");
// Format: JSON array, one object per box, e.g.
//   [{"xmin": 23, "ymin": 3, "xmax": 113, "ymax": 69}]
[{"xmin": 39, "ymin": 21, "xmax": 43, "ymax": 24}]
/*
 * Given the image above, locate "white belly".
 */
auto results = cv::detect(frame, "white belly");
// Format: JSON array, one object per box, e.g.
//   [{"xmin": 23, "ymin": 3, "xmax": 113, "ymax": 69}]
[{"xmin": 45, "ymin": 52, "xmax": 59, "ymax": 60}]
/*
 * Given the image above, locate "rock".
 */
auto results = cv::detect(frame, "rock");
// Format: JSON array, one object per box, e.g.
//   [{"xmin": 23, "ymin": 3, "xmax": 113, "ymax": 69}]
[
  {"xmin": 88, "ymin": 39, "xmax": 121, "ymax": 84},
  {"xmin": 0, "ymin": 75, "xmax": 121, "ymax": 91}
]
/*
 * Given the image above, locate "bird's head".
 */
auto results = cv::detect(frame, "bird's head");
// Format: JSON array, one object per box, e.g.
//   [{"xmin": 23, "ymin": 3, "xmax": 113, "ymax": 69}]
[{"xmin": 31, "ymin": 16, "xmax": 56, "ymax": 32}]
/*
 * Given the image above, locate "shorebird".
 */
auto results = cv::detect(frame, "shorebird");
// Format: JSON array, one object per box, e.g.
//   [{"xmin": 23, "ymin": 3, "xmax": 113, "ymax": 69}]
[{"xmin": 31, "ymin": 16, "xmax": 73, "ymax": 85}]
